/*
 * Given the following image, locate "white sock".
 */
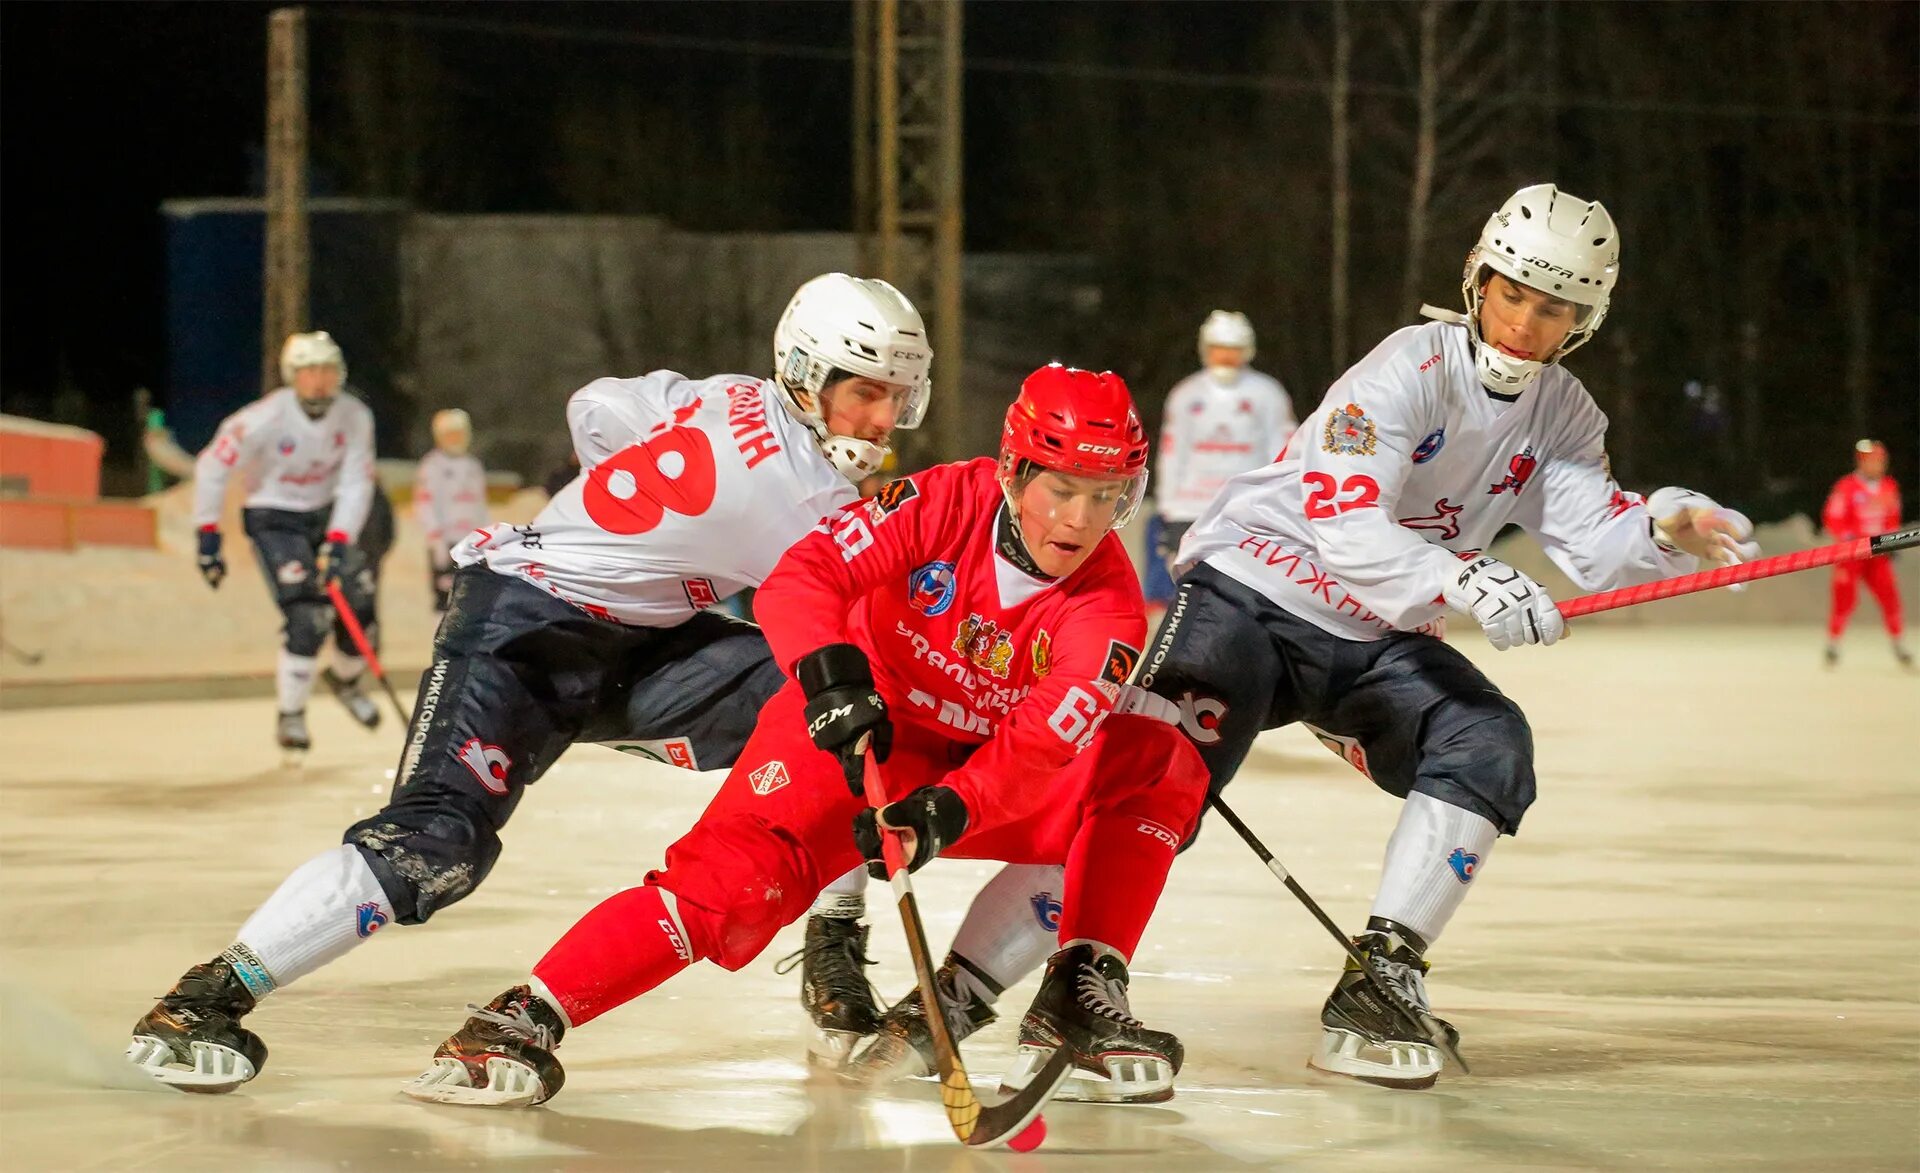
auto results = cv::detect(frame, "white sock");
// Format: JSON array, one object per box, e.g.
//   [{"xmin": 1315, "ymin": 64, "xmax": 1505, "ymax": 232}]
[
  {"xmin": 810, "ymin": 866, "xmax": 869, "ymax": 919},
  {"xmin": 277, "ymin": 650, "xmax": 318, "ymax": 713},
  {"xmin": 331, "ymin": 652, "xmax": 367, "ymax": 683},
  {"xmin": 226, "ymin": 844, "xmax": 396, "ymax": 999},
  {"xmin": 1368, "ymin": 792, "xmax": 1499, "ymax": 947},
  {"xmin": 949, "ymin": 863, "xmax": 1064, "ymax": 1005}
]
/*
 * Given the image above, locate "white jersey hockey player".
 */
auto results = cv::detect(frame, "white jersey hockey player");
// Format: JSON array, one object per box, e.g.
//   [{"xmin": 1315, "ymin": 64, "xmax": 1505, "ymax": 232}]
[
  {"xmin": 1147, "ymin": 311, "xmax": 1294, "ymax": 605},
  {"xmin": 415, "ymin": 409, "xmax": 490, "ymax": 611},
  {"xmin": 858, "ymin": 184, "xmax": 1759, "ymax": 1101},
  {"xmin": 128, "ymin": 274, "xmax": 932, "ymax": 1093},
  {"xmin": 191, "ymin": 331, "xmax": 383, "ymax": 750}
]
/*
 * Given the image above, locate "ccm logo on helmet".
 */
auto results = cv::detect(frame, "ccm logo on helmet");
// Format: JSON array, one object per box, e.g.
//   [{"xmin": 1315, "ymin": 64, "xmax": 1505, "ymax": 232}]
[{"xmin": 1076, "ymin": 443, "xmax": 1122, "ymax": 456}]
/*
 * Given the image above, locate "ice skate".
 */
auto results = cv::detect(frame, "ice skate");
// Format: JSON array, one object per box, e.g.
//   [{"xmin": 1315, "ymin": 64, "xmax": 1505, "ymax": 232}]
[
  {"xmin": 402, "ymin": 985, "xmax": 567, "ymax": 1108},
  {"xmin": 1309, "ymin": 927, "xmax": 1458, "ymax": 1091},
  {"xmin": 126, "ymin": 957, "xmax": 267, "ymax": 1093},
  {"xmin": 846, "ymin": 956, "xmax": 995, "ymax": 1084},
  {"xmin": 1003, "ymin": 943, "xmax": 1182, "ymax": 1105},
  {"xmin": 275, "ymin": 710, "xmax": 310, "ymax": 766},
  {"xmin": 775, "ymin": 914, "xmax": 882, "ymax": 1070},
  {"xmin": 323, "ymin": 666, "xmax": 381, "ymax": 729}
]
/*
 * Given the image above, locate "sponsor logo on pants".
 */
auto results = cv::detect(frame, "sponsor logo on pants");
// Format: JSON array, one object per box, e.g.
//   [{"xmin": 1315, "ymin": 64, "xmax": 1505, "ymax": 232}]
[
  {"xmin": 659, "ymin": 917, "xmax": 691, "ymax": 961},
  {"xmin": 1448, "ymin": 848, "xmax": 1479, "ymax": 883},
  {"xmin": 750, "ymin": 760, "xmax": 790, "ymax": 796},
  {"xmin": 457, "ymin": 738, "xmax": 513, "ymax": 795},
  {"xmin": 355, "ymin": 901, "xmax": 389, "ymax": 938},
  {"xmin": 1135, "ymin": 819, "xmax": 1182, "ymax": 851}
]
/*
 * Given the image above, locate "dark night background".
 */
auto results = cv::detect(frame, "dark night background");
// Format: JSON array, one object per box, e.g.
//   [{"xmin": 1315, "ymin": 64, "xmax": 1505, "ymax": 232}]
[{"xmin": 3, "ymin": 1, "xmax": 1915, "ymax": 515}]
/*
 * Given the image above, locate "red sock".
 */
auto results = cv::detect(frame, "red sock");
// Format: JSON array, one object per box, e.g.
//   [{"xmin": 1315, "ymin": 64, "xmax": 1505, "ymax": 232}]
[
  {"xmin": 532, "ymin": 884, "xmax": 696, "ymax": 1027},
  {"xmin": 1058, "ymin": 811, "xmax": 1182, "ymax": 960}
]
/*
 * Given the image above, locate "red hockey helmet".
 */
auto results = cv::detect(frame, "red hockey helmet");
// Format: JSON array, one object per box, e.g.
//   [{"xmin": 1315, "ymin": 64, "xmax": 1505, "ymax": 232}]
[{"xmin": 998, "ymin": 363, "xmax": 1150, "ymax": 530}]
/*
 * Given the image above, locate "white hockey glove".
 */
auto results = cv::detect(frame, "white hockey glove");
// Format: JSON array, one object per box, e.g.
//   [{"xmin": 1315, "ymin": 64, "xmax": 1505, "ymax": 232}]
[
  {"xmin": 1444, "ymin": 556, "xmax": 1565, "ymax": 651},
  {"xmin": 1645, "ymin": 487, "xmax": 1759, "ymax": 567}
]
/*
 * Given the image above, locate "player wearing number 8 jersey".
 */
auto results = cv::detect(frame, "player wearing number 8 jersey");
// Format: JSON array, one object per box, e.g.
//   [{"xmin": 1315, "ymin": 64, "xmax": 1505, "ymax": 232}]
[
  {"xmin": 400, "ymin": 364, "xmax": 1210, "ymax": 1108},
  {"xmin": 127, "ymin": 275, "xmax": 931, "ymax": 1093}
]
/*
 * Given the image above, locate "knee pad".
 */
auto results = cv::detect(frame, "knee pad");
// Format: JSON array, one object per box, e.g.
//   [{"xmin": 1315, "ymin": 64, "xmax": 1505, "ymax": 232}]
[
  {"xmin": 344, "ymin": 802, "xmax": 503, "ymax": 925},
  {"xmin": 653, "ymin": 816, "xmax": 821, "ymax": 971},
  {"xmin": 284, "ymin": 599, "xmax": 331, "ymax": 656},
  {"xmin": 1418, "ymin": 695, "xmax": 1535, "ymax": 833}
]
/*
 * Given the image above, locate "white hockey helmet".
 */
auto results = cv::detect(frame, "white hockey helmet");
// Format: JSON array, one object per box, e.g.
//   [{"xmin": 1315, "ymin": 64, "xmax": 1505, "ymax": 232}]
[
  {"xmin": 1197, "ymin": 310, "xmax": 1256, "ymax": 363},
  {"xmin": 279, "ymin": 330, "xmax": 347, "ymax": 386},
  {"xmin": 431, "ymin": 408, "xmax": 472, "ymax": 438},
  {"xmin": 1461, "ymin": 184, "xmax": 1619, "ymax": 394},
  {"xmin": 773, "ymin": 273, "xmax": 931, "ymax": 482}
]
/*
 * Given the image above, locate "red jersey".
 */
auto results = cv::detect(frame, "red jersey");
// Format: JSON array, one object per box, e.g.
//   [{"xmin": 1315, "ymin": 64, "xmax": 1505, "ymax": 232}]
[
  {"xmin": 1824, "ymin": 473, "xmax": 1901, "ymax": 541},
  {"xmin": 756, "ymin": 457, "xmax": 1147, "ymax": 836}
]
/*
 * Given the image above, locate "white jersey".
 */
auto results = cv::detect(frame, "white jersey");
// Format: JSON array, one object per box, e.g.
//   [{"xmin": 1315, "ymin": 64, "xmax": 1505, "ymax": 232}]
[
  {"xmin": 1178, "ymin": 319, "xmax": 1694, "ymax": 642},
  {"xmin": 414, "ymin": 449, "xmax": 489, "ymax": 558},
  {"xmin": 1157, "ymin": 367, "xmax": 1295, "ymax": 522},
  {"xmin": 454, "ymin": 371, "xmax": 856, "ymax": 627},
  {"xmin": 193, "ymin": 388, "xmax": 377, "ymax": 541}
]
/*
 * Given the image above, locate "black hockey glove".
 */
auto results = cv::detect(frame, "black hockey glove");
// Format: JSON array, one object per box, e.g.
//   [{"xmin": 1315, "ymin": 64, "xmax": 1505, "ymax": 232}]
[
  {"xmin": 321, "ymin": 532, "xmax": 352, "ymax": 587},
  {"xmin": 797, "ymin": 642, "xmax": 891, "ymax": 796},
  {"xmin": 196, "ymin": 528, "xmax": 226, "ymax": 589},
  {"xmin": 853, "ymin": 785, "xmax": 969, "ymax": 879}
]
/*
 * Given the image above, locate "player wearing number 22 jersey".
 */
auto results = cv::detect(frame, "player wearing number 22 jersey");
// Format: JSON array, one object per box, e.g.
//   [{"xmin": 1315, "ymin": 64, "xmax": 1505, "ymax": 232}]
[
  {"xmin": 127, "ymin": 275, "xmax": 935, "ymax": 1093},
  {"xmin": 402, "ymin": 364, "xmax": 1210, "ymax": 1109}
]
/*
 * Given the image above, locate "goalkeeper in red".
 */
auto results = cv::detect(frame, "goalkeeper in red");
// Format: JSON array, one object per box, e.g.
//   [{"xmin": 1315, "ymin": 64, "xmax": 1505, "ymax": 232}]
[{"xmin": 403, "ymin": 364, "xmax": 1209, "ymax": 1107}]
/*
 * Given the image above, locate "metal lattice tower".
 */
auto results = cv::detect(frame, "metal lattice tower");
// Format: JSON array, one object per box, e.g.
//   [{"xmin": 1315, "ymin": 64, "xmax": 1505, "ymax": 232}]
[{"xmin": 854, "ymin": 0, "xmax": 964, "ymax": 462}]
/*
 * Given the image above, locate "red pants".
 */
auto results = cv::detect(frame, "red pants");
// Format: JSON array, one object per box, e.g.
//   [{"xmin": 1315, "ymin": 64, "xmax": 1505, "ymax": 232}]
[
  {"xmin": 1829, "ymin": 557, "xmax": 1903, "ymax": 639},
  {"xmin": 534, "ymin": 681, "xmax": 1209, "ymax": 1026}
]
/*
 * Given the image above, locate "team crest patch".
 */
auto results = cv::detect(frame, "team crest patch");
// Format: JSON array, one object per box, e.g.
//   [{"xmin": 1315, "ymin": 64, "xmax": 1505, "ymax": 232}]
[
  {"xmin": 1448, "ymin": 848, "xmax": 1480, "ymax": 883},
  {"xmin": 275, "ymin": 560, "xmax": 309, "ymax": 585},
  {"xmin": 953, "ymin": 613, "xmax": 1015, "ymax": 679},
  {"xmin": 1098, "ymin": 639, "xmax": 1141, "ymax": 687},
  {"xmin": 1321, "ymin": 402, "xmax": 1377, "ymax": 456},
  {"xmin": 750, "ymin": 760, "xmax": 790, "ymax": 796},
  {"xmin": 278, "ymin": 436, "xmax": 297, "ymax": 456},
  {"xmin": 1031, "ymin": 630, "xmax": 1053, "ymax": 678},
  {"xmin": 908, "ymin": 560, "xmax": 957, "ymax": 617},
  {"xmin": 456, "ymin": 738, "xmax": 513, "ymax": 796},
  {"xmin": 1412, "ymin": 427, "xmax": 1446, "ymax": 464},
  {"xmin": 869, "ymin": 477, "xmax": 920, "ymax": 517}
]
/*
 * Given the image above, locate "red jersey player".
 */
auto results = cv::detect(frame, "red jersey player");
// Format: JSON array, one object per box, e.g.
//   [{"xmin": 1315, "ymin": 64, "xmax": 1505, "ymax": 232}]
[
  {"xmin": 1823, "ymin": 438, "xmax": 1911, "ymax": 669},
  {"xmin": 401, "ymin": 364, "xmax": 1210, "ymax": 1108}
]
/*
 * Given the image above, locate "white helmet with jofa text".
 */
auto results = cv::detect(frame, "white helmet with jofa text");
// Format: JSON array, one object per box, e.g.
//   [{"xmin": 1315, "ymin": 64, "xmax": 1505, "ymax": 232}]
[
  {"xmin": 279, "ymin": 330, "xmax": 347, "ymax": 386},
  {"xmin": 773, "ymin": 274, "xmax": 931, "ymax": 482},
  {"xmin": 1461, "ymin": 184, "xmax": 1618, "ymax": 395}
]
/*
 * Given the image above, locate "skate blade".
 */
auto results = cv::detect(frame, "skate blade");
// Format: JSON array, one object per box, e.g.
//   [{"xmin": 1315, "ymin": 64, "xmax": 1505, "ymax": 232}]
[
  {"xmin": 278, "ymin": 748, "xmax": 309, "ymax": 769},
  {"xmin": 845, "ymin": 1031, "xmax": 934, "ymax": 1086},
  {"xmin": 126, "ymin": 1036, "xmax": 257, "ymax": 1094},
  {"xmin": 803, "ymin": 1028, "xmax": 864, "ymax": 1073},
  {"xmin": 1004, "ymin": 1043, "xmax": 1175, "ymax": 1105},
  {"xmin": 401, "ymin": 1056, "xmax": 547, "ymax": 1108},
  {"xmin": 1308, "ymin": 1026, "xmax": 1441, "ymax": 1090}
]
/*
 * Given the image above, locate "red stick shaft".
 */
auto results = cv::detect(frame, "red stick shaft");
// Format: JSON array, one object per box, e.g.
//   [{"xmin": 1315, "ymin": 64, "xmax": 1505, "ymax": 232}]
[
  {"xmin": 861, "ymin": 753, "xmax": 911, "ymax": 878},
  {"xmin": 1560, "ymin": 537, "xmax": 1871, "ymax": 619},
  {"xmin": 325, "ymin": 579, "xmax": 388, "ymax": 680}
]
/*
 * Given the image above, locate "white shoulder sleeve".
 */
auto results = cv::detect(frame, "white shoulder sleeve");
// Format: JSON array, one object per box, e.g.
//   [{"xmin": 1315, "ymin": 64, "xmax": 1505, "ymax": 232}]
[
  {"xmin": 192, "ymin": 400, "xmax": 268, "ymax": 529},
  {"xmin": 1524, "ymin": 379, "xmax": 1691, "ymax": 591},
  {"xmin": 325, "ymin": 398, "xmax": 377, "ymax": 541},
  {"xmin": 565, "ymin": 373, "xmax": 680, "ymax": 469}
]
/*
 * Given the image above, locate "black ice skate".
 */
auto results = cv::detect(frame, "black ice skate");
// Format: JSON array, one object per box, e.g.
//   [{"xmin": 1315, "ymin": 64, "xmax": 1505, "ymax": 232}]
[
  {"xmin": 847, "ymin": 955, "xmax": 996, "ymax": 1084},
  {"xmin": 323, "ymin": 667, "xmax": 381, "ymax": 729},
  {"xmin": 276, "ymin": 710, "xmax": 310, "ymax": 752},
  {"xmin": 125, "ymin": 957, "xmax": 268, "ymax": 1093},
  {"xmin": 1310, "ymin": 924, "xmax": 1459, "ymax": 1090},
  {"xmin": 1004, "ymin": 943, "xmax": 1182, "ymax": 1105},
  {"xmin": 402, "ymin": 985, "xmax": 567, "ymax": 1108},
  {"xmin": 775, "ymin": 914, "xmax": 882, "ymax": 1069}
]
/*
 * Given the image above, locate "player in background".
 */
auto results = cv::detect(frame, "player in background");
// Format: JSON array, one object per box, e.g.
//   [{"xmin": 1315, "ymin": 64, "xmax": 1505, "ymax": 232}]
[
  {"xmin": 127, "ymin": 274, "xmax": 929, "ymax": 1093},
  {"xmin": 401, "ymin": 366, "xmax": 1209, "ymax": 1108},
  {"xmin": 415, "ymin": 409, "xmax": 490, "ymax": 612},
  {"xmin": 1144, "ymin": 311, "xmax": 1296, "ymax": 612},
  {"xmin": 870, "ymin": 184, "xmax": 1761, "ymax": 1098},
  {"xmin": 190, "ymin": 331, "xmax": 382, "ymax": 752},
  {"xmin": 1823, "ymin": 438, "xmax": 1910, "ymax": 669}
]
